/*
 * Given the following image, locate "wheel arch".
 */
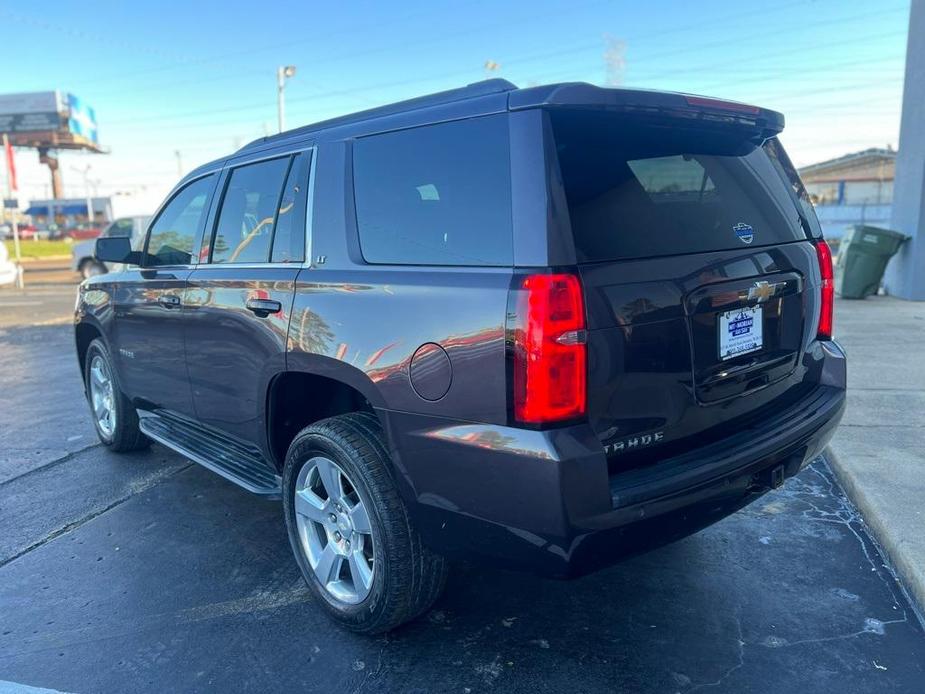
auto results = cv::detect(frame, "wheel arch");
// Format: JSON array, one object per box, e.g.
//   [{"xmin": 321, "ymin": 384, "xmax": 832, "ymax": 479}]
[
  {"xmin": 266, "ymin": 356, "xmax": 390, "ymax": 471},
  {"xmin": 75, "ymin": 318, "xmax": 105, "ymax": 385}
]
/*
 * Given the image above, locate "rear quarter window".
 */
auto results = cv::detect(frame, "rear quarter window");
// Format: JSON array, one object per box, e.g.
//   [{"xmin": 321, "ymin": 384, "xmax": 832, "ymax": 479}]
[{"xmin": 352, "ymin": 115, "xmax": 513, "ymax": 266}]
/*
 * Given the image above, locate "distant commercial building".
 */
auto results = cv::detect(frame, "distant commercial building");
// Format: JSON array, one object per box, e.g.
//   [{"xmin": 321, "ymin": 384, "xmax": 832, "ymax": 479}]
[
  {"xmin": 799, "ymin": 148, "xmax": 896, "ymax": 240},
  {"xmin": 24, "ymin": 197, "xmax": 112, "ymax": 226}
]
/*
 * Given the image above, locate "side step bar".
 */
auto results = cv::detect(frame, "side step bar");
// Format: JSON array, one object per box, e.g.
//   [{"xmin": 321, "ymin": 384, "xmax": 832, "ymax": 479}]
[{"xmin": 139, "ymin": 413, "xmax": 282, "ymax": 498}]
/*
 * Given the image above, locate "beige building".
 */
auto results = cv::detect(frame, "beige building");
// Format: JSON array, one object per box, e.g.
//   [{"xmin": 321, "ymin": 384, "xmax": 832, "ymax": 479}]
[{"xmin": 799, "ymin": 148, "xmax": 896, "ymax": 206}]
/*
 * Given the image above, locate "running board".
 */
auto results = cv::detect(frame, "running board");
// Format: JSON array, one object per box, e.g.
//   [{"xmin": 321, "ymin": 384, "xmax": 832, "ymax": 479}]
[{"xmin": 139, "ymin": 413, "xmax": 282, "ymax": 498}]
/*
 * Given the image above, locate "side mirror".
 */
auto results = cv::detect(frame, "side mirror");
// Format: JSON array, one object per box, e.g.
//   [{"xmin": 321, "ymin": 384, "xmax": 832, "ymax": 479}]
[{"xmin": 95, "ymin": 236, "xmax": 141, "ymax": 265}]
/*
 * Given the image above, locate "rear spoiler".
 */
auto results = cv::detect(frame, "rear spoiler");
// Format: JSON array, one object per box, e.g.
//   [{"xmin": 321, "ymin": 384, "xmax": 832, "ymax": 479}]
[{"xmin": 509, "ymin": 82, "xmax": 784, "ymax": 141}]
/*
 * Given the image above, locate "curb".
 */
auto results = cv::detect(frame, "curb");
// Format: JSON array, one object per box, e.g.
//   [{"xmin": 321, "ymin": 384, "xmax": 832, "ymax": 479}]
[
  {"xmin": 18, "ymin": 255, "xmax": 73, "ymax": 263},
  {"xmin": 826, "ymin": 442, "xmax": 925, "ymax": 616}
]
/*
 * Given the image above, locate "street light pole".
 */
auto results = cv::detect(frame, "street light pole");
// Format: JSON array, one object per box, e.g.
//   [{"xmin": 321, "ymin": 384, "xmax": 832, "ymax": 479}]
[
  {"xmin": 277, "ymin": 65, "xmax": 297, "ymax": 133},
  {"xmin": 71, "ymin": 164, "xmax": 93, "ymax": 228}
]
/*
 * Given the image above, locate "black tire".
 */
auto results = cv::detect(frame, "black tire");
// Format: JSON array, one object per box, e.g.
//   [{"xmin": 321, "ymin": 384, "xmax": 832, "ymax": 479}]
[
  {"xmin": 83, "ymin": 338, "xmax": 149, "ymax": 452},
  {"xmin": 80, "ymin": 260, "xmax": 106, "ymax": 280},
  {"xmin": 282, "ymin": 411, "xmax": 448, "ymax": 633}
]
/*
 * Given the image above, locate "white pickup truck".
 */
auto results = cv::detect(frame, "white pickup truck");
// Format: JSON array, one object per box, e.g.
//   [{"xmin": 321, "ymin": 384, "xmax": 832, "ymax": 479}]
[
  {"xmin": 0, "ymin": 241, "xmax": 21, "ymax": 286},
  {"xmin": 71, "ymin": 216, "xmax": 150, "ymax": 279}
]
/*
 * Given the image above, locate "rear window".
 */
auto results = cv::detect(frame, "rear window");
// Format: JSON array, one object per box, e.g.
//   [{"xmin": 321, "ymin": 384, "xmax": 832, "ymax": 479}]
[
  {"xmin": 550, "ymin": 110, "xmax": 806, "ymax": 263},
  {"xmin": 353, "ymin": 115, "xmax": 513, "ymax": 266}
]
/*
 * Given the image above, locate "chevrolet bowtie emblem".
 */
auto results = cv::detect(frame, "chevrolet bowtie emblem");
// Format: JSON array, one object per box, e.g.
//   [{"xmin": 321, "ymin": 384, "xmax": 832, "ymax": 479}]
[{"xmin": 747, "ymin": 280, "xmax": 779, "ymax": 303}]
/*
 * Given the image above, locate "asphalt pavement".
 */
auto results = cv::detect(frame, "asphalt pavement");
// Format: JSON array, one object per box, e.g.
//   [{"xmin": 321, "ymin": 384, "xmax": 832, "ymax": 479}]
[
  {"xmin": 0, "ymin": 260, "xmax": 79, "ymax": 329},
  {"xmin": 1, "ymin": 268, "xmax": 924, "ymax": 693}
]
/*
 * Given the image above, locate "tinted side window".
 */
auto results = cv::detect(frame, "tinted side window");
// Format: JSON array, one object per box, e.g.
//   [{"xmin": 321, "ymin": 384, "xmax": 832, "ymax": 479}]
[
  {"xmin": 212, "ymin": 157, "xmax": 290, "ymax": 264},
  {"xmin": 145, "ymin": 175, "xmax": 215, "ymax": 267},
  {"xmin": 271, "ymin": 152, "xmax": 310, "ymax": 263},
  {"xmin": 353, "ymin": 115, "xmax": 513, "ymax": 266},
  {"xmin": 763, "ymin": 137, "xmax": 822, "ymax": 238}
]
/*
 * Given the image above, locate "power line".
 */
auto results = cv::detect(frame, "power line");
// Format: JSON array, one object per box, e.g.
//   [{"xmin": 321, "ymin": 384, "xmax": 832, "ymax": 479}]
[
  {"xmin": 622, "ymin": 30, "xmax": 905, "ymax": 81},
  {"xmin": 102, "ymin": 24, "xmax": 907, "ymax": 132},
  {"xmin": 621, "ymin": 4, "xmax": 908, "ymax": 66},
  {"xmin": 71, "ymin": 0, "xmax": 853, "ymax": 111}
]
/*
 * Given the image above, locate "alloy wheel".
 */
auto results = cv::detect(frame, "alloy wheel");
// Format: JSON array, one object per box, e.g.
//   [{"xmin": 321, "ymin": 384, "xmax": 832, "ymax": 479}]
[
  {"xmin": 294, "ymin": 456, "xmax": 376, "ymax": 604},
  {"xmin": 89, "ymin": 354, "xmax": 116, "ymax": 438}
]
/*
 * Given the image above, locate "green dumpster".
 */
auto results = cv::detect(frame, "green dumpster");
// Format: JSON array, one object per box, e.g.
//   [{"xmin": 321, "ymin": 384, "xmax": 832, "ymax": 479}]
[{"xmin": 834, "ymin": 225, "xmax": 909, "ymax": 300}]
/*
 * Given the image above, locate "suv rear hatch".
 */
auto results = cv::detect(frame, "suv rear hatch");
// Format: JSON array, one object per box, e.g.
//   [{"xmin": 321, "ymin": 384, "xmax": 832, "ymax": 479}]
[{"xmin": 545, "ymin": 101, "xmax": 826, "ymax": 471}]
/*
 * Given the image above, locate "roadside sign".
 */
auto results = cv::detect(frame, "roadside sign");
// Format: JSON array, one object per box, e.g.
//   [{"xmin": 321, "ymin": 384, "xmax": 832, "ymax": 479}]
[{"xmin": 3, "ymin": 198, "xmax": 18, "ymax": 209}]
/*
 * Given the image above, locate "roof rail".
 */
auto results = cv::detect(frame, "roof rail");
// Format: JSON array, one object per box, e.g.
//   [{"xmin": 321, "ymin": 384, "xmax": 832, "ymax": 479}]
[{"xmin": 238, "ymin": 79, "xmax": 518, "ymax": 153}]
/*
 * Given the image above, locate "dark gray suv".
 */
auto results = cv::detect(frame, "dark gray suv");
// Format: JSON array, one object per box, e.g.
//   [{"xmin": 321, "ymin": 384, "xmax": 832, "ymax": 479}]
[{"xmin": 76, "ymin": 80, "xmax": 846, "ymax": 632}]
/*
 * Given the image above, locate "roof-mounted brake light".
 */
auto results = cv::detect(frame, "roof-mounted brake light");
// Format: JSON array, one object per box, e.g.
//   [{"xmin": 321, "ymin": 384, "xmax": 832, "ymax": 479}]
[{"xmin": 684, "ymin": 95, "xmax": 761, "ymax": 114}]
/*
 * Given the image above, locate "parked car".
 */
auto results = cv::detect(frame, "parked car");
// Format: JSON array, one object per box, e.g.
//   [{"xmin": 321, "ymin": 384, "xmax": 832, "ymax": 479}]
[
  {"xmin": 63, "ymin": 223, "xmax": 104, "ymax": 242},
  {"xmin": 76, "ymin": 80, "xmax": 846, "ymax": 633},
  {"xmin": 71, "ymin": 216, "xmax": 150, "ymax": 279},
  {"xmin": 18, "ymin": 223, "xmax": 56, "ymax": 241},
  {"xmin": 0, "ymin": 242, "xmax": 20, "ymax": 286},
  {"xmin": 0, "ymin": 222, "xmax": 12, "ymax": 240}
]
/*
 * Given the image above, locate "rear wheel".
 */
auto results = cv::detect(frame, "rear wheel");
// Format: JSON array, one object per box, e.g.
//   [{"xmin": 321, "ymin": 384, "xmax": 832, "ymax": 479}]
[
  {"xmin": 282, "ymin": 412, "xmax": 447, "ymax": 633},
  {"xmin": 84, "ymin": 338, "xmax": 149, "ymax": 452}
]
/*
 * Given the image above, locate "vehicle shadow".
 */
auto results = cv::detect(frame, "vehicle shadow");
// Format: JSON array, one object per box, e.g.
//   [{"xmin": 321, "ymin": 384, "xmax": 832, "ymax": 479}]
[{"xmin": 1, "ymin": 458, "xmax": 923, "ymax": 694}]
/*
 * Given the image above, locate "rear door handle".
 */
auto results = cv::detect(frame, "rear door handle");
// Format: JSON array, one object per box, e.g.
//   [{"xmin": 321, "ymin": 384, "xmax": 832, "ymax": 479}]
[
  {"xmin": 246, "ymin": 298, "xmax": 282, "ymax": 316},
  {"xmin": 157, "ymin": 294, "xmax": 181, "ymax": 308}
]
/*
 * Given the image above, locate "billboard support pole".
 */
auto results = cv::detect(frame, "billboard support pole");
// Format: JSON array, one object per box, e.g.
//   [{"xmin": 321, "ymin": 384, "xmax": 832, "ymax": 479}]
[{"xmin": 38, "ymin": 148, "xmax": 63, "ymax": 199}]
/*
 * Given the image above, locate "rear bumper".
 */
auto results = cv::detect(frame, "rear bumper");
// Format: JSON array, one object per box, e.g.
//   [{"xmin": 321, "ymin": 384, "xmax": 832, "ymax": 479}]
[{"xmin": 381, "ymin": 340, "xmax": 847, "ymax": 578}]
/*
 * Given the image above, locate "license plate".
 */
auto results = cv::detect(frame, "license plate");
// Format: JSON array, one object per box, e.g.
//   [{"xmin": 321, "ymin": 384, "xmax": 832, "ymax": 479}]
[{"xmin": 719, "ymin": 306, "xmax": 763, "ymax": 360}]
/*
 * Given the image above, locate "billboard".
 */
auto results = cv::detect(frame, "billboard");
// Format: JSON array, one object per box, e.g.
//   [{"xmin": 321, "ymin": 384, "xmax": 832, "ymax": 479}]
[
  {"xmin": 66, "ymin": 94, "xmax": 98, "ymax": 145},
  {"xmin": 0, "ymin": 91, "xmax": 64, "ymax": 133},
  {"xmin": 0, "ymin": 91, "xmax": 100, "ymax": 149}
]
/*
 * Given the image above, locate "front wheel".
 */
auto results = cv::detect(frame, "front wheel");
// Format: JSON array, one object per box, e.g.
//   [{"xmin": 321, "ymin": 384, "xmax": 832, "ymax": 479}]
[
  {"xmin": 84, "ymin": 338, "xmax": 149, "ymax": 452},
  {"xmin": 282, "ymin": 412, "xmax": 447, "ymax": 633}
]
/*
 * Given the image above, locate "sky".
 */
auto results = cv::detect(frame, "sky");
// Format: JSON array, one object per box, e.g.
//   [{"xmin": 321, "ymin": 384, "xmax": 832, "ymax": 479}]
[{"xmin": 0, "ymin": 0, "xmax": 912, "ymax": 216}]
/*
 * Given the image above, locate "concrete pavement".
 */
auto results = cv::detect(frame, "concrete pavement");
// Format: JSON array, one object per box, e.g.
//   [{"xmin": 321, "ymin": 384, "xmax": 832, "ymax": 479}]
[{"xmin": 828, "ymin": 296, "xmax": 925, "ymax": 613}]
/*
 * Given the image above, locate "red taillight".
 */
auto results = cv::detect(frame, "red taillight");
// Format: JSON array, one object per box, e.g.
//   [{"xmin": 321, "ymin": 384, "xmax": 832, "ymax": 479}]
[
  {"xmin": 513, "ymin": 273, "xmax": 587, "ymax": 424},
  {"xmin": 814, "ymin": 240, "xmax": 834, "ymax": 340}
]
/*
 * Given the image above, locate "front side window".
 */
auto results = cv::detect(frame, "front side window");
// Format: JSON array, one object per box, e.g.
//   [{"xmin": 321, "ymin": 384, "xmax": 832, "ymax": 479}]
[
  {"xmin": 211, "ymin": 157, "xmax": 291, "ymax": 264},
  {"xmin": 353, "ymin": 115, "xmax": 513, "ymax": 266},
  {"xmin": 145, "ymin": 175, "xmax": 215, "ymax": 267}
]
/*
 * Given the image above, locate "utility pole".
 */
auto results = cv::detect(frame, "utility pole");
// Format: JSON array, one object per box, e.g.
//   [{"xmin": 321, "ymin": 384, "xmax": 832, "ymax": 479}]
[
  {"xmin": 71, "ymin": 164, "xmax": 94, "ymax": 228},
  {"xmin": 174, "ymin": 150, "xmax": 183, "ymax": 177},
  {"xmin": 277, "ymin": 65, "xmax": 297, "ymax": 133},
  {"xmin": 885, "ymin": 0, "xmax": 925, "ymax": 299}
]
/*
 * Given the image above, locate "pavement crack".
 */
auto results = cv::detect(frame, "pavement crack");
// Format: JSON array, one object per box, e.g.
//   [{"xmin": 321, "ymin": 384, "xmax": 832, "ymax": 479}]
[
  {"xmin": 770, "ymin": 619, "xmax": 908, "ymax": 650},
  {"xmin": 351, "ymin": 644, "xmax": 387, "ymax": 693},
  {"xmin": 0, "ymin": 462, "xmax": 192, "ymax": 570},
  {"xmin": 803, "ymin": 458, "xmax": 922, "ymax": 629},
  {"xmin": 0, "ymin": 442, "xmax": 100, "ymax": 489},
  {"xmin": 688, "ymin": 613, "xmax": 745, "ymax": 692}
]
